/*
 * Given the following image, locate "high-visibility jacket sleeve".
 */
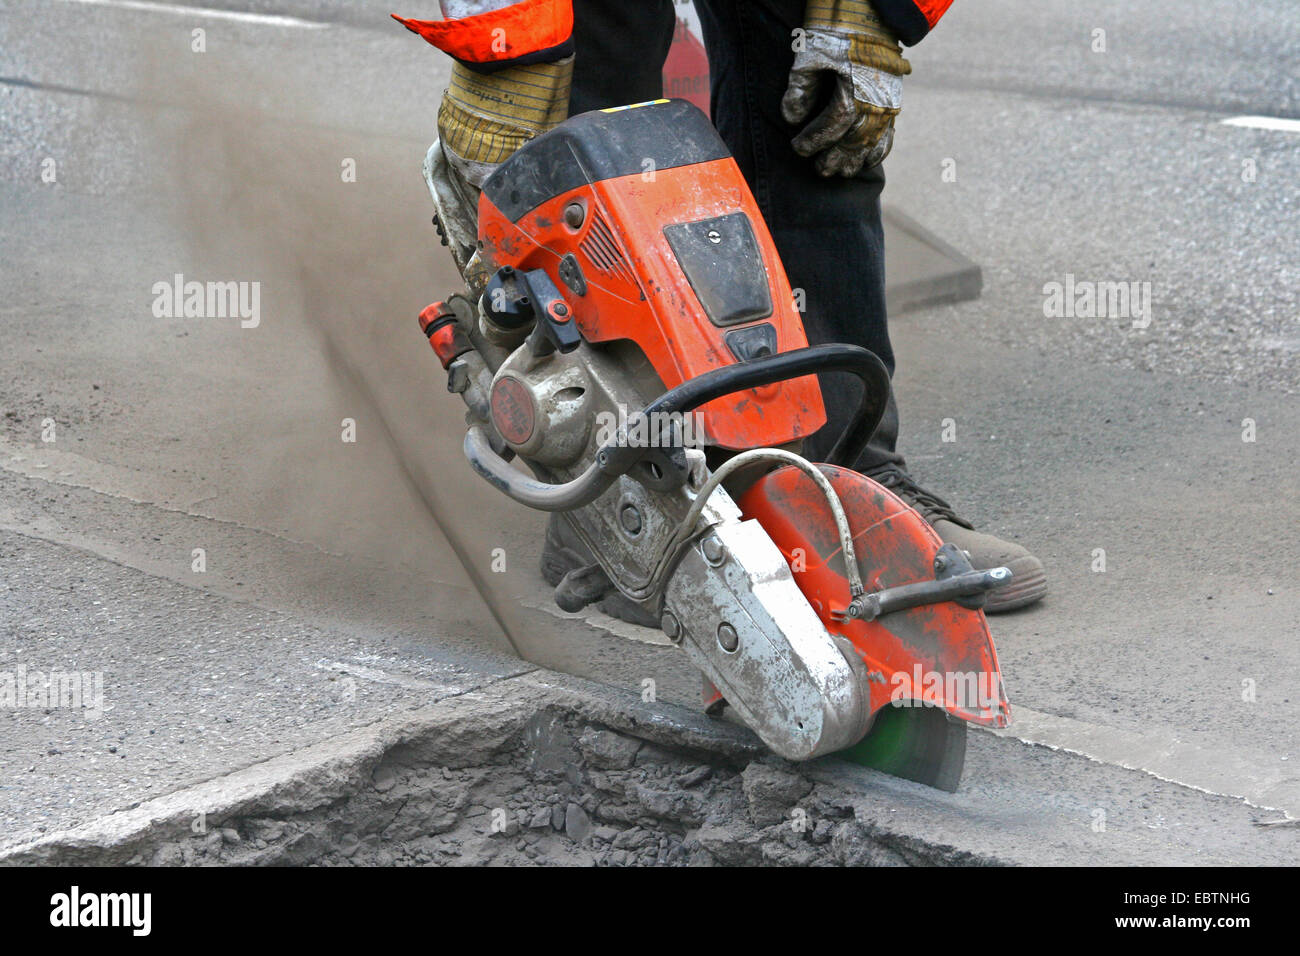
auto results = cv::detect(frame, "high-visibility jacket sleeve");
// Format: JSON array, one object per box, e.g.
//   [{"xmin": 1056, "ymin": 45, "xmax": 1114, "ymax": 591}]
[
  {"xmin": 393, "ymin": 0, "xmax": 948, "ymax": 69},
  {"xmin": 868, "ymin": 0, "xmax": 954, "ymax": 46},
  {"xmin": 392, "ymin": 0, "xmax": 574, "ymax": 72}
]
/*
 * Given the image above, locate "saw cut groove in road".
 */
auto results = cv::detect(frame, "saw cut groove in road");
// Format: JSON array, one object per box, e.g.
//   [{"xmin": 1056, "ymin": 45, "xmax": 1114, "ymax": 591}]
[
  {"xmin": 57, "ymin": 0, "xmax": 330, "ymax": 29},
  {"xmin": 1221, "ymin": 115, "xmax": 1300, "ymax": 133},
  {"xmin": 989, "ymin": 706, "xmax": 1299, "ymax": 820},
  {"xmin": 0, "ymin": 74, "xmax": 429, "ymax": 149},
  {"xmin": 0, "ymin": 75, "xmax": 142, "ymax": 103}
]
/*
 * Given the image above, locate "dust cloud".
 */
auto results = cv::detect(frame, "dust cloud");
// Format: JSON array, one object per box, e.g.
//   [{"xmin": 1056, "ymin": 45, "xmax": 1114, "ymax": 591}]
[{"xmin": 131, "ymin": 35, "xmax": 533, "ymax": 649}]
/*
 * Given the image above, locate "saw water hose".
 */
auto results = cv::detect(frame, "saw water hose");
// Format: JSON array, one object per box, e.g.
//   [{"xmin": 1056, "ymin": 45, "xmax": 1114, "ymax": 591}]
[{"xmin": 620, "ymin": 447, "xmax": 864, "ymax": 604}]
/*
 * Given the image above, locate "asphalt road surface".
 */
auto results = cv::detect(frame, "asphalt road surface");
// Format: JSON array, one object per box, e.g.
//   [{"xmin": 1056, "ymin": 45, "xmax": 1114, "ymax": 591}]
[{"xmin": 1, "ymin": 0, "xmax": 1296, "ymax": 861}]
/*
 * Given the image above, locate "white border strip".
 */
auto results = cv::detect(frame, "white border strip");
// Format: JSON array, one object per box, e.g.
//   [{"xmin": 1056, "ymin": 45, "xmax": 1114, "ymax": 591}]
[
  {"xmin": 56, "ymin": 0, "xmax": 329, "ymax": 30},
  {"xmin": 990, "ymin": 704, "xmax": 1298, "ymax": 818},
  {"xmin": 1221, "ymin": 115, "xmax": 1300, "ymax": 133}
]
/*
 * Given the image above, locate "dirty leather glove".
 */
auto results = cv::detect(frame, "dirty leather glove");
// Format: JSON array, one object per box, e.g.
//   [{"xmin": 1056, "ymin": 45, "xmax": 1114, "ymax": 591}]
[
  {"xmin": 781, "ymin": 0, "xmax": 911, "ymax": 177},
  {"xmin": 394, "ymin": 0, "xmax": 575, "ymax": 187},
  {"xmin": 435, "ymin": 56, "xmax": 572, "ymax": 188}
]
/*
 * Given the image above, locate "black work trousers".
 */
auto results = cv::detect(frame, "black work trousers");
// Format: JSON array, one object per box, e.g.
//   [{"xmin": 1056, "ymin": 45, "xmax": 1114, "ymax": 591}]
[{"xmin": 570, "ymin": 0, "xmax": 905, "ymax": 472}]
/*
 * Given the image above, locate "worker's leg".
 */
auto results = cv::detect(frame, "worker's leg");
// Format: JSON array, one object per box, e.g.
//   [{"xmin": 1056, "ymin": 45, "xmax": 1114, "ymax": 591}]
[
  {"xmin": 569, "ymin": 0, "xmax": 677, "ymax": 115},
  {"xmin": 693, "ymin": 0, "xmax": 1045, "ymax": 610},
  {"xmin": 543, "ymin": 0, "xmax": 679, "ymax": 628},
  {"xmin": 694, "ymin": 0, "xmax": 903, "ymax": 473},
  {"xmin": 564, "ymin": 0, "xmax": 1044, "ymax": 611}
]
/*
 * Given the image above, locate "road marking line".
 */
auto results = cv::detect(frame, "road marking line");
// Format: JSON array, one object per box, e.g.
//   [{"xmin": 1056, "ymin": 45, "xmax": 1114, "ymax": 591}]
[
  {"xmin": 526, "ymin": 595, "xmax": 676, "ymax": 647},
  {"xmin": 56, "ymin": 0, "xmax": 329, "ymax": 29},
  {"xmin": 989, "ymin": 705, "xmax": 1298, "ymax": 818},
  {"xmin": 1221, "ymin": 115, "xmax": 1300, "ymax": 133}
]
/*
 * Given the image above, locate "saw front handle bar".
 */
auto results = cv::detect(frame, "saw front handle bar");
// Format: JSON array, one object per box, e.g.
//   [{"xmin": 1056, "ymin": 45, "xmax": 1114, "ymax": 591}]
[
  {"xmin": 838, "ymin": 544, "xmax": 1014, "ymax": 622},
  {"xmin": 463, "ymin": 343, "xmax": 891, "ymax": 512}
]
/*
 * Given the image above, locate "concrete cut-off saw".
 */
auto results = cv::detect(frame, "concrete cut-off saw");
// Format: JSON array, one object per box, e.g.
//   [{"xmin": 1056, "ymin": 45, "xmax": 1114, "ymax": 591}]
[{"xmin": 414, "ymin": 98, "xmax": 1011, "ymax": 790}]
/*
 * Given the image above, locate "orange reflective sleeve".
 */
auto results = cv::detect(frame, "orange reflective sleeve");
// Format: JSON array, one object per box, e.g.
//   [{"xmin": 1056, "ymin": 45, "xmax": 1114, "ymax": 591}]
[
  {"xmin": 869, "ymin": 0, "xmax": 954, "ymax": 46},
  {"xmin": 392, "ymin": 0, "xmax": 574, "ymax": 67}
]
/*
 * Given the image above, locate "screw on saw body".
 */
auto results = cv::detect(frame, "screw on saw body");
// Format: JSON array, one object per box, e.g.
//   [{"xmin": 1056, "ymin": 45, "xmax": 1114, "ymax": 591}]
[
  {"xmin": 717, "ymin": 623, "xmax": 739, "ymax": 653},
  {"xmin": 700, "ymin": 535, "xmax": 727, "ymax": 566},
  {"xmin": 563, "ymin": 202, "xmax": 585, "ymax": 229},
  {"xmin": 841, "ymin": 578, "xmax": 868, "ymax": 620},
  {"xmin": 660, "ymin": 611, "xmax": 682, "ymax": 644},
  {"xmin": 619, "ymin": 504, "xmax": 643, "ymax": 536},
  {"xmin": 934, "ymin": 549, "xmax": 973, "ymax": 574}
]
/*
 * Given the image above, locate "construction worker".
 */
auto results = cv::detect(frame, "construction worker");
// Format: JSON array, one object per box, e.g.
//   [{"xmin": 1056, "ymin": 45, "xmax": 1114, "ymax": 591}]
[{"xmin": 394, "ymin": 0, "xmax": 1047, "ymax": 613}]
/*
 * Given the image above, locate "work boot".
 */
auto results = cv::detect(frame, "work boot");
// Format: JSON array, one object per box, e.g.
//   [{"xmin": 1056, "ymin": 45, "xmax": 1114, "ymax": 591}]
[
  {"xmin": 865, "ymin": 465, "xmax": 1047, "ymax": 613},
  {"xmin": 540, "ymin": 515, "xmax": 660, "ymax": 628}
]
